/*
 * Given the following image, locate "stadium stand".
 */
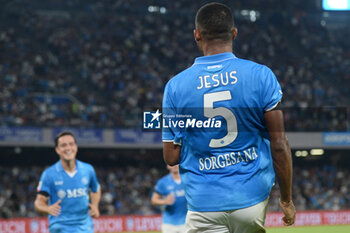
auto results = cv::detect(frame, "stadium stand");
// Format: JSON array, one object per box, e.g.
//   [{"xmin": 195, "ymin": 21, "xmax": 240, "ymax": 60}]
[
  {"xmin": 0, "ymin": 0, "xmax": 349, "ymax": 222},
  {"xmin": 0, "ymin": 151, "xmax": 350, "ymax": 218},
  {"xmin": 0, "ymin": 0, "xmax": 349, "ymax": 130}
]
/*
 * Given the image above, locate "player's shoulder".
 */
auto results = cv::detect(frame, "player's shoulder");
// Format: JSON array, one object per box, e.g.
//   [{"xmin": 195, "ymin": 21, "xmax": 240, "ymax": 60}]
[
  {"xmin": 166, "ymin": 65, "xmax": 196, "ymax": 87},
  {"xmin": 77, "ymin": 160, "xmax": 94, "ymax": 171},
  {"xmin": 44, "ymin": 161, "xmax": 60, "ymax": 174},
  {"xmin": 40, "ymin": 162, "xmax": 59, "ymax": 181},
  {"xmin": 236, "ymin": 58, "xmax": 276, "ymax": 83},
  {"xmin": 236, "ymin": 57, "xmax": 272, "ymax": 73},
  {"xmin": 158, "ymin": 173, "xmax": 172, "ymax": 184},
  {"xmin": 164, "ymin": 66, "xmax": 198, "ymax": 98}
]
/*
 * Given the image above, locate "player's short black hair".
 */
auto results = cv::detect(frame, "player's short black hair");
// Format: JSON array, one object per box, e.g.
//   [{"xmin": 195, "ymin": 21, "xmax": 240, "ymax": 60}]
[
  {"xmin": 55, "ymin": 131, "xmax": 76, "ymax": 147},
  {"xmin": 195, "ymin": 2, "xmax": 235, "ymax": 41}
]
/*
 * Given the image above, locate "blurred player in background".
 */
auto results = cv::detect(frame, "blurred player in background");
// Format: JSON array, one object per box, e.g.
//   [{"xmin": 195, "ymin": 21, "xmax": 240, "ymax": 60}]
[
  {"xmin": 151, "ymin": 165, "xmax": 187, "ymax": 233},
  {"xmin": 34, "ymin": 131, "xmax": 101, "ymax": 233},
  {"xmin": 162, "ymin": 2, "xmax": 296, "ymax": 233}
]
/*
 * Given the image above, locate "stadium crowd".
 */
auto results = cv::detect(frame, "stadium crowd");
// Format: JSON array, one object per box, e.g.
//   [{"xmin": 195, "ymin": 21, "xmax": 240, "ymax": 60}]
[
  {"xmin": 0, "ymin": 0, "xmax": 349, "ymax": 131},
  {"xmin": 0, "ymin": 164, "xmax": 162, "ymax": 218},
  {"xmin": 0, "ymin": 163, "xmax": 349, "ymax": 218}
]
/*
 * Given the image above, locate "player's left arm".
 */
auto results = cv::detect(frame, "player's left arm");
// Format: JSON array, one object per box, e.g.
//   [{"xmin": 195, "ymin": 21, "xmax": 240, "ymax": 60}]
[
  {"xmin": 261, "ymin": 66, "xmax": 295, "ymax": 226},
  {"xmin": 163, "ymin": 142, "xmax": 181, "ymax": 166},
  {"xmin": 89, "ymin": 165, "xmax": 101, "ymax": 217},
  {"xmin": 89, "ymin": 187, "xmax": 101, "ymax": 218},
  {"xmin": 264, "ymin": 109, "xmax": 295, "ymax": 226},
  {"xmin": 151, "ymin": 191, "xmax": 175, "ymax": 206}
]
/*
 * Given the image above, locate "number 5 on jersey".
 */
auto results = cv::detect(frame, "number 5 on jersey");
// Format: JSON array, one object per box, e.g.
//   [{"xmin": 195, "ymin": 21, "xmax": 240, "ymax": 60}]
[{"xmin": 204, "ymin": 91, "xmax": 238, "ymax": 148}]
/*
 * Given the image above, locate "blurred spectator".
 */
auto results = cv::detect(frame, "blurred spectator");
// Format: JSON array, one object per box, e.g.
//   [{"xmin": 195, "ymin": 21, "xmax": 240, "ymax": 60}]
[
  {"xmin": 0, "ymin": 0, "xmax": 349, "ymax": 130},
  {"xmin": 0, "ymin": 163, "xmax": 349, "ymax": 218}
]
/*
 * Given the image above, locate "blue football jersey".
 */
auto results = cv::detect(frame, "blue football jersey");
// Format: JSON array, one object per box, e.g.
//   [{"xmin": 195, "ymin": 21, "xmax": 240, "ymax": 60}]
[
  {"xmin": 37, "ymin": 160, "xmax": 100, "ymax": 231},
  {"xmin": 162, "ymin": 52, "xmax": 282, "ymax": 212},
  {"xmin": 154, "ymin": 174, "xmax": 187, "ymax": 225}
]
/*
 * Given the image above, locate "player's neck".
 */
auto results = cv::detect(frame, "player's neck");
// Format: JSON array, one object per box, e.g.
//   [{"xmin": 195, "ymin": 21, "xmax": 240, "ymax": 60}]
[
  {"xmin": 171, "ymin": 172, "xmax": 181, "ymax": 182},
  {"xmin": 61, "ymin": 159, "xmax": 76, "ymax": 173},
  {"xmin": 201, "ymin": 42, "xmax": 232, "ymax": 56}
]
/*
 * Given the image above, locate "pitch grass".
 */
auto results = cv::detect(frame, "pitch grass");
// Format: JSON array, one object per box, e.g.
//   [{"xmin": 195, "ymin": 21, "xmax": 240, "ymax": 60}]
[
  {"xmin": 122, "ymin": 224, "xmax": 350, "ymax": 233},
  {"xmin": 267, "ymin": 225, "xmax": 350, "ymax": 233}
]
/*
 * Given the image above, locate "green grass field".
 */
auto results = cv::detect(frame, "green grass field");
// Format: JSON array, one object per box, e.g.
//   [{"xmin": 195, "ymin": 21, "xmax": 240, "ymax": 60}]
[
  {"xmin": 267, "ymin": 225, "xmax": 350, "ymax": 232},
  {"xmin": 122, "ymin": 224, "xmax": 350, "ymax": 233}
]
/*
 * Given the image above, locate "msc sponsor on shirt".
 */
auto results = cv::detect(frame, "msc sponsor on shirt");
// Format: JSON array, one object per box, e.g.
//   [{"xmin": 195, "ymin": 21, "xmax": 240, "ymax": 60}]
[{"xmin": 57, "ymin": 188, "xmax": 88, "ymax": 199}]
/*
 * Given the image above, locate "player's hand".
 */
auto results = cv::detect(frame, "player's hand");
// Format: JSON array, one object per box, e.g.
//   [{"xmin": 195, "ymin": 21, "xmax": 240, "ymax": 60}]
[
  {"xmin": 164, "ymin": 194, "xmax": 175, "ymax": 205},
  {"xmin": 48, "ymin": 199, "xmax": 61, "ymax": 217},
  {"xmin": 279, "ymin": 199, "xmax": 296, "ymax": 226},
  {"xmin": 89, "ymin": 203, "xmax": 100, "ymax": 218}
]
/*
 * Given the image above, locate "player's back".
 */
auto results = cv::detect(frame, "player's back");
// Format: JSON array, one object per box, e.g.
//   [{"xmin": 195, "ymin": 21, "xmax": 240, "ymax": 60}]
[{"xmin": 163, "ymin": 52, "xmax": 282, "ymax": 211}]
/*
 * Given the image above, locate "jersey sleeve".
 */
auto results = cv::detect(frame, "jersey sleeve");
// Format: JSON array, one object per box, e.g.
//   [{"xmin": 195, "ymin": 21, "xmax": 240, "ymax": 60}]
[
  {"xmin": 37, "ymin": 170, "xmax": 51, "ymax": 196},
  {"xmin": 154, "ymin": 178, "xmax": 168, "ymax": 196},
  {"xmin": 162, "ymin": 81, "xmax": 182, "ymax": 144},
  {"xmin": 89, "ymin": 165, "xmax": 100, "ymax": 193},
  {"xmin": 261, "ymin": 66, "xmax": 283, "ymax": 112}
]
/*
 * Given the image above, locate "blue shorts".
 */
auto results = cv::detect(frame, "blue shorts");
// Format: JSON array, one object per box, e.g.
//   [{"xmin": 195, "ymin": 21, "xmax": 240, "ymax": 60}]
[{"xmin": 49, "ymin": 217, "xmax": 93, "ymax": 233}]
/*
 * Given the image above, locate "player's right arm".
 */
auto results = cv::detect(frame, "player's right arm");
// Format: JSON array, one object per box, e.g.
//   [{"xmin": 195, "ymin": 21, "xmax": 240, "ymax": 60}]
[
  {"xmin": 34, "ymin": 170, "xmax": 61, "ymax": 216},
  {"xmin": 151, "ymin": 192, "xmax": 175, "ymax": 206},
  {"xmin": 264, "ymin": 109, "xmax": 296, "ymax": 226},
  {"xmin": 162, "ymin": 80, "xmax": 182, "ymax": 166},
  {"xmin": 163, "ymin": 142, "xmax": 181, "ymax": 166},
  {"xmin": 34, "ymin": 194, "xmax": 61, "ymax": 216}
]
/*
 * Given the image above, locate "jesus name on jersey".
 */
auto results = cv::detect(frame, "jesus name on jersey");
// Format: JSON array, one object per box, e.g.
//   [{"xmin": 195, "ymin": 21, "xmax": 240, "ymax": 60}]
[{"xmin": 197, "ymin": 71, "xmax": 238, "ymax": 90}]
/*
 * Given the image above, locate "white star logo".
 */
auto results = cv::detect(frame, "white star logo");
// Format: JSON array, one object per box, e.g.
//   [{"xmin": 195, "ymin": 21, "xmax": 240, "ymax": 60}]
[{"xmin": 150, "ymin": 109, "xmax": 162, "ymax": 122}]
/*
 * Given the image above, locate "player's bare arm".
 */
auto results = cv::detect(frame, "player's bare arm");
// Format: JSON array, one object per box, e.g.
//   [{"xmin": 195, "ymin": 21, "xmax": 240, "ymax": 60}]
[
  {"xmin": 163, "ymin": 142, "xmax": 181, "ymax": 166},
  {"xmin": 151, "ymin": 192, "xmax": 175, "ymax": 206},
  {"xmin": 89, "ymin": 187, "xmax": 101, "ymax": 218},
  {"xmin": 34, "ymin": 194, "xmax": 61, "ymax": 216},
  {"xmin": 264, "ymin": 109, "xmax": 296, "ymax": 226}
]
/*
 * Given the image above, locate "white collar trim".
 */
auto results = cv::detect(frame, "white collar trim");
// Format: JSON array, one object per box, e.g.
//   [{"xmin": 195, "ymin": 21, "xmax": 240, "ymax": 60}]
[{"xmin": 65, "ymin": 170, "xmax": 77, "ymax": 178}]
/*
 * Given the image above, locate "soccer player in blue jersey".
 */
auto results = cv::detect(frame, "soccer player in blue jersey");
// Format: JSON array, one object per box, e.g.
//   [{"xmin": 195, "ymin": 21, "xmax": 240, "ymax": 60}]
[
  {"xmin": 162, "ymin": 2, "xmax": 296, "ymax": 233},
  {"xmin": 151, "ymin": 165, "xmax": 187, "ymax": 233},
  {"xmin": 34, "ymin": 131, "xmax": 101, "ymax": 233}
]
